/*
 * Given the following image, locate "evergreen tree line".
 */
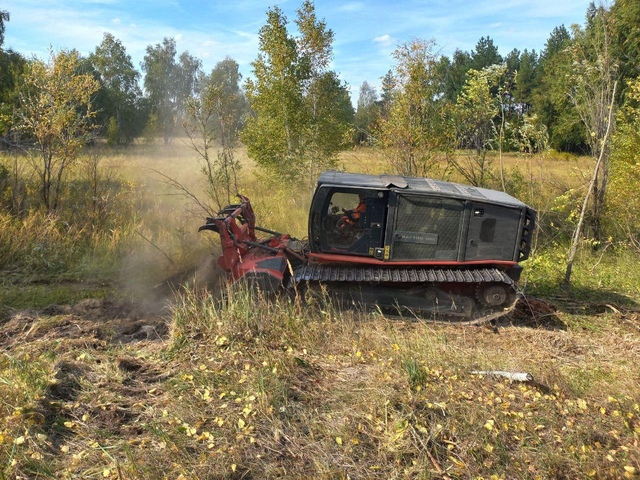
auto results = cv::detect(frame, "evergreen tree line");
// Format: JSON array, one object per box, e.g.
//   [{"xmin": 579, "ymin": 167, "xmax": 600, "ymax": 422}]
[{"xmin": 356, "ymin": 1, "xmax": 638, "ymax": 156}]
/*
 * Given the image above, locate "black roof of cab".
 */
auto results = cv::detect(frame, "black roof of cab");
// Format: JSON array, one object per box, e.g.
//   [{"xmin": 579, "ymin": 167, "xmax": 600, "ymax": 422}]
[{"xmin": 317, "ymin": 171, "xmax": 528, "ymax": 208}]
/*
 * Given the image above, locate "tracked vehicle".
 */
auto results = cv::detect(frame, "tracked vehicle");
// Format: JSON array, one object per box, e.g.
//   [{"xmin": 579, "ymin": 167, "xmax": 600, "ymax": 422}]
[{"xmin": 199, "ymin": 171, "xmax": 535, "ymax": 324}]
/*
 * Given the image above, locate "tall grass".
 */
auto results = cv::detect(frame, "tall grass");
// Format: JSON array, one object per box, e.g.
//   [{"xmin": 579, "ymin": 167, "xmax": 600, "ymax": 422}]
[
  {"xmin": 0, "ymin": 211, "xmax": 133, "ymax": 278},
  {"xmin": 523, "ymin": 244, "xmax": 640, "ymax": 301},
  {"xmin": 0, "ymin": 145, "xmax": 221, "ymax": 304}
]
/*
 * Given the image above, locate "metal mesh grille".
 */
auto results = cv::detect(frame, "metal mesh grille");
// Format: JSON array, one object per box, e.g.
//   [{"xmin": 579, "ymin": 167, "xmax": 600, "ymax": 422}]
[
  {"xmin": 465, "ymin": 204, "xmax": 521, "ymax": 261},
  {"xmin": 393, "ymin": 195, "xmax": 463, "ymax": 260}
]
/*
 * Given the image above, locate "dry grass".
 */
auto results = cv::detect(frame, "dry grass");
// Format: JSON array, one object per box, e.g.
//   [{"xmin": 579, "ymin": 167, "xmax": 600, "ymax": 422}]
[{"xmin": 1, "ymin": 291, "xmax": 639, "ymax": 479}]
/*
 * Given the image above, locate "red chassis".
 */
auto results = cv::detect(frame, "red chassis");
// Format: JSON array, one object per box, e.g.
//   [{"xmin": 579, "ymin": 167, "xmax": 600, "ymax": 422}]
[{"xmin": 198, "ymin": 196, "xmax": 304, "ymax": 292}]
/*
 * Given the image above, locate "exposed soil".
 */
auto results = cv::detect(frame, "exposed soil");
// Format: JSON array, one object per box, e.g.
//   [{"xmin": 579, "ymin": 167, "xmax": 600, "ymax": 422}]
[
  {"xmin": 0, "ymin": 260, "xmax": 232, "ymax": 351},
  {"xmin": 502, "ymin": 295, "xmax": 566, "ymax": 329},
  {"xmin": 0, "ymin": 297, "xmax": 171, "ymax": 350}
]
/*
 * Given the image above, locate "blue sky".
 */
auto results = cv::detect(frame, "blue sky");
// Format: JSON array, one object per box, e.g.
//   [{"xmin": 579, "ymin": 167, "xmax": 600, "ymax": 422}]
[{"xmin": 2, "ymin": 0, "xmax": 594, "ymax": 103}]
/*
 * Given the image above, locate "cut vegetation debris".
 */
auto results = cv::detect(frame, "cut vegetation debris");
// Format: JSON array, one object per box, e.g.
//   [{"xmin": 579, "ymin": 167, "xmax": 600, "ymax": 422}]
[{"xmin": 1, "ymin": 288, "xmax": 639, "ymax": 479}]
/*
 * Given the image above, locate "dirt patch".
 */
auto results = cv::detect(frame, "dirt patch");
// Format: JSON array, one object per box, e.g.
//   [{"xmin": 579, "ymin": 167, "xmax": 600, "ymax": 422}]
[
  {"xmin": 117, "ymin": 355, "xmax": 173, "ymax": 395},
  {"xmin": 41, "ymin": 297, "xmax": 166, "ymax": 321},
  {"xmin": 47, "ymin": 360, "xmax": 88, "ymax": 402},
  {"xmin": 0, "ymin": 298, "xmax": 171, "ymax": 350},
  {"xmin": 501, "ymin": 296, "xmax": 566, "ymax": 329}
]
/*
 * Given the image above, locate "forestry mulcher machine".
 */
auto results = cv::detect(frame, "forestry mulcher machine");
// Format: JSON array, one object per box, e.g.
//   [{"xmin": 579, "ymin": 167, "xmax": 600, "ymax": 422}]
[{"xmin": 199, "ymin": 171, "xmax": 535, "ymax": 324}]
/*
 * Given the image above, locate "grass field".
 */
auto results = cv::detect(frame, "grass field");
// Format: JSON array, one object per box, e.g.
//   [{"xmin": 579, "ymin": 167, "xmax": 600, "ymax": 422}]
[{"xmin": 1, "ymin": 143, "xmax": 638, "ymax": 479}]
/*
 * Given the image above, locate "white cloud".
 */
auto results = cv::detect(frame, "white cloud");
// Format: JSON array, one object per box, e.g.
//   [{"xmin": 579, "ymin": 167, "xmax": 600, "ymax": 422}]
[
  {"xmin": 338, "ymin": 2, "xmax": 365, "ymax": 13},
  {"xmin": 231, "ymin": 29, "xmax": 256, "ymax": 40},
  {"xmin": 373, "ymin": 34, "xmax": 393, "ymax": 46},
  {"xmin": 112, "ymin": 18, "xmax": 121, "ymax": 25}
]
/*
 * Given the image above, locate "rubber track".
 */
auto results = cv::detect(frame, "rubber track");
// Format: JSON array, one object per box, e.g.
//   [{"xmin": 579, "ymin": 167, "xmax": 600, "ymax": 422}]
[
  {"xmin": 293, "ymin": 264, "xmax": 518, "ymax": 325},
  {"xmin": 293, "ymin": 264, "xmax": 513, "ymax": 285}
]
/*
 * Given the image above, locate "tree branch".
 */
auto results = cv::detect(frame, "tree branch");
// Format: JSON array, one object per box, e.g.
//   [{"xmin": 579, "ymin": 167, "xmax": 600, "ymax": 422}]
[{"xmin": 563, "ymin": 80, "xmax": 617, "ymax": 287}]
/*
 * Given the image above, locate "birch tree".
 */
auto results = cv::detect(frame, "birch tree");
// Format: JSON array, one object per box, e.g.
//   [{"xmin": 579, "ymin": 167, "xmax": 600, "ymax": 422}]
[
  {"xmin": 566, "ymin": 5, "xmax": 618, "ymax": 242},
  {"xmin": 142, "ymin": 38, "xmax": 201, "ymax": 145},
  {"xmin": 243, "ymin": 6, "xmax": 305, "ymax": 181},
  {"xmin": 184, "ymin": 58, "xmax": 244, "ymax": 211},
  {"xmin": 242, "ymin": 1, "xmax": 351, "ymax": 186},
  {"xmin": 89, "ymin": 33, "xmax": 141, "ymax": 144},
  {"xmin": 563, "ymin": 5, "xmax": 619, "ymax": 286},
  {"xmin": 18, "ymin": 50, "xmax": 99, "ymax": 212},
  {"xmin": 378, "ymin": 38, "xmax": 451, "ymax": 177},
  {"xmin": 0, "ymin": 10, "xmax": 8, "ymax": 47},
  {"xmin": 451, "ymin": 64, "xmax": 506, "ymax": 187}
]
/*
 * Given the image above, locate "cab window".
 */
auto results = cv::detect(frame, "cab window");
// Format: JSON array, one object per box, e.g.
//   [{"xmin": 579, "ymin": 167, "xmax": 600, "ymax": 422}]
[{"xmin": 325, "ymin": 192, "xmax": 365, "ymax": 249}]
